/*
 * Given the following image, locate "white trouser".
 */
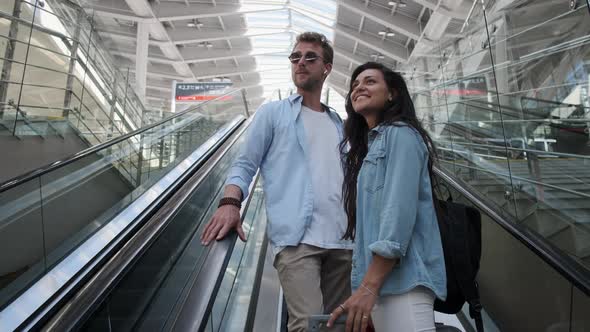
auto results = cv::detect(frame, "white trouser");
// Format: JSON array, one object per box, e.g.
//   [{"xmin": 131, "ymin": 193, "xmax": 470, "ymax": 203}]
[{"xmin": 371, "ymin": 286, "xmax": 436, "ymax": 332}]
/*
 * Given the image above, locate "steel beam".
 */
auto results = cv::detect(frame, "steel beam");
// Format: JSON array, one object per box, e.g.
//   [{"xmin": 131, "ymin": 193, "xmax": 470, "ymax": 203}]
[{"xmin": 336, "ymin": 0, "xmax": 421, "ymax": 40}]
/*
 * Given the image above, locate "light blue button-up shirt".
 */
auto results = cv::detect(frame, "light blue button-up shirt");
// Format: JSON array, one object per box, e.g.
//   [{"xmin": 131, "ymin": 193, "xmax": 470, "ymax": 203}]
[
  {"xmin": 352, "ymin": 123, "xmax": 447, "ymax": 300},
  {"xmin": 226, "ymin": 94, "xmax": 348, "ymax": 248}
]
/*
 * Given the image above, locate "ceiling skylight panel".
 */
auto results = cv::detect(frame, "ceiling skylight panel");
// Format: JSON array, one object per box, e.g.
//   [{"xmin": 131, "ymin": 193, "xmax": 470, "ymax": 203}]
[
  {"xmin": 242, "ymin": 0, "xmax": 288, "ymax": 5},
  {"xmin": 255, "ymin": 53, "xmax": 293, "ymax": 97},
  {"xmin": 254, "ymin": 54, "xmax": 292, "ymax": 66},
  {"xmin": 298, "ymin": 0, "xmax": 337, "ymax": 11},
  {"xmin": 238, "ymin": 3, "xmax": 286, "ymax": 12},
  {"xmin": 251, "ymin": 33, "xmax": 293, "ymax": 49},
  {"xmin": 291, "ymin": 0, "xmax": 337, "ymax": 20},
  {"xmin": 244, "ymin": 27, "xmax": 290, "ymax": 36},
  {"xmin": 291, "ymin": 12, "xmax": 333, "ymax": 39},
  {"xmin": 240, "ymin": 0, "xmax": 339, "ymax": 101},
  {"xmin": 245, "ymin": 9, "xmax": 290, "ymax": 28},
  {"xmin": 290, "ymin": 1, "xmax": 336, "ymax": 29}
]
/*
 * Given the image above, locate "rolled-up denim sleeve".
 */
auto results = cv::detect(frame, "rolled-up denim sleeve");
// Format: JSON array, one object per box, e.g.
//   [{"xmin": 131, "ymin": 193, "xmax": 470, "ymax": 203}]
[
  {"xmin": 368, "ymin": 126, "xmax": 426, "ymax": 259},
  {"xmin": 225, "ymin": 103, "xmax": 274, "ymax": 200}
]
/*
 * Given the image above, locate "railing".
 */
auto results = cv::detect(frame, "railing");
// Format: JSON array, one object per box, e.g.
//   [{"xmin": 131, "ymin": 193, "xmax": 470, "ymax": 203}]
[
  {"xmin": 434, "ymin": 166, "xmax": 590, "ymax": 332},
  {"xmin": 437, "ymin": 146, "xmax": 590, "ymax": 199},
  {"xmin": 430, "ymin": 117, "xmax": 590, "ymax": 274},
  {"xmin": 0, "ymin": 102, "xmax": 46, "ymax": 138},
  {"xmin": 0, "ymin": 89, "xmax": 250, "ymax": 331},
  {"xmin": 403, "ymin": 0, "xmax": 590, "ymax": 283},
  {"xmin": 0, "ymin": 0, "xmax": 149, "ymax": 147},
  {"xmin": 48, "ymin": 90, "xmax": 277, "ymax": 332},
  {"xmin": 436, "ymin": 138, "xmax": 590, "ymax": 161},
  {"xmin": 45, "ymin": 127, "xmax": 262, "ymax": 331}
]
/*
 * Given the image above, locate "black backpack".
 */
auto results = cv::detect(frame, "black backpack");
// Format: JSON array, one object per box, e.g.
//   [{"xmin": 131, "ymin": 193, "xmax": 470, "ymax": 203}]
[{"xmin": 434, "ymin": 196, "xmax": 484, "ymax": 332}]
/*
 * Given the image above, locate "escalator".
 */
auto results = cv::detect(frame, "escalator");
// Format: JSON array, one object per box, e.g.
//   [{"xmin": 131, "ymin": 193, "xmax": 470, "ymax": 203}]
[
  {"xmin": 1, "ymin": 87, "xmax": 589, "ymax": 331},
  {"xmin": 33, "ymin": 144, "xmax": 590, "ymax": 331},
  {"xmin": 0, "ymin": 88, "xmax": 265, "ymax": 331},
  {"xmin": 45, "ymin": 122, "xmax": 272, "ymax": 331}
]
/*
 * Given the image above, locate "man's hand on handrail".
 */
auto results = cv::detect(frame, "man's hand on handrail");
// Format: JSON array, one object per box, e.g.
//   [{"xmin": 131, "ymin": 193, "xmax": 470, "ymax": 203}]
[{"xmin": 200, "ymin": 185, "xmax": 245, "ymax": 245}]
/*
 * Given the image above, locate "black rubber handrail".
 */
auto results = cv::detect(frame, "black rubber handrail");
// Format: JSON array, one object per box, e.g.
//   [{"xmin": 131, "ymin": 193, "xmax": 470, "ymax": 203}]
[
  {"xmin": 0, "ymin": 89, "xmax": 247, "ymax": 193},
  {"xmin": 435, "ymin": 167, "xmax": 590, "ymax": 295}
]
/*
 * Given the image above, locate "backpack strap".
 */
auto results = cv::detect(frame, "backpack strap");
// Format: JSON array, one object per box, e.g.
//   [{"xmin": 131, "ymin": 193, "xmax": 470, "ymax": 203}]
[
  {"xmin": 447, "ymin": 204, "xmax": 484, "ymax": 332},
  {"xmin": 469, "ymin": 297, "xmax": 484, "ymax": 332}
]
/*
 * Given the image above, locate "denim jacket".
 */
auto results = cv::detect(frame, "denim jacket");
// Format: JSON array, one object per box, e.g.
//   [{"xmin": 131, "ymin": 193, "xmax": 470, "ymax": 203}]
[
  {"xmin": 226, "ymin": 94, "xmax": 352, "ymax": 250},
  {"xmin": 352, "ymin": 123, "xmax": 447, "ymax": 300}
]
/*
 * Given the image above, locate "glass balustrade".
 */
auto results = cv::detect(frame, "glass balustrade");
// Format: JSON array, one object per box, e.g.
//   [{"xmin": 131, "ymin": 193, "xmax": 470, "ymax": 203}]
[
  {"xmin": 0, "ymin": 89, "xmax": 249, "ymax": 311},
  {"xmin": 0, "ymin": 0, "xmax": 148, "ymax": 145},
  {"xmin": 405, "ymin": 0, "xmax": 590, "ymax": 271}
]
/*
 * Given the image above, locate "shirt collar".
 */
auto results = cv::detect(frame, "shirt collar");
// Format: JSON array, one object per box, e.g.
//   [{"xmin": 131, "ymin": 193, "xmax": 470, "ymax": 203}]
[
  {"xmin": 288, "ymin": 92, "xmax": 335, "ymax": 115},
  {"xmin": 368, "ymin": 124, "xmax": 386, "ymax": 142},
  {"xmin": 288, "ymin": 93, "xmax": 301, "ymax": 103},
  {"xmin": 370, "ymin": 124, "xmax": 386, "ymax": 132}
]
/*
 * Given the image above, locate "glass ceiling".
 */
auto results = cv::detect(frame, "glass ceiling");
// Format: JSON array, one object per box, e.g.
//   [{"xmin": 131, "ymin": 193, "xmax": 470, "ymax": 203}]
[{"xmin": 242, "ymin": 0, "xmax": 346, "ymax": 116}]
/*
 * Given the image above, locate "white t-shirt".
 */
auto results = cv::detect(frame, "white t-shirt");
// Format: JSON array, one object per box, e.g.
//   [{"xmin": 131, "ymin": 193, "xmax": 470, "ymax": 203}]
[{"xmin": 299, "ymin": 105, "xmax": 353, "ymax": 250}]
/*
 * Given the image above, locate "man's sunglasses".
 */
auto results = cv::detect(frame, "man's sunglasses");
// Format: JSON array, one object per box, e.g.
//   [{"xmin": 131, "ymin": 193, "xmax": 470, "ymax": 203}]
[{"xmin": 288, "ymin": 52, "xmax": 324, "ymax": 64}]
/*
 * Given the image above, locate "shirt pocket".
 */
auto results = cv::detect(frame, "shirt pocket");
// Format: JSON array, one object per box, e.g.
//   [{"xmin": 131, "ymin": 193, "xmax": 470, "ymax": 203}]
[
  {"xmin": 361, "ymin": 148, "xmax": 386, "ymax": 194},
  {"xmin": 273, "ymin": 123, "xmax": 298, "ymax": 154}
]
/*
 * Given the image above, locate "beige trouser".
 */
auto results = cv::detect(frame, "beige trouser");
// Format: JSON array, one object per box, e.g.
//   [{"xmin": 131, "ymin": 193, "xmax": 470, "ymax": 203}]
[{"xmin": 274, "ymin": 244, "xmax": 352, "ymax": 332}]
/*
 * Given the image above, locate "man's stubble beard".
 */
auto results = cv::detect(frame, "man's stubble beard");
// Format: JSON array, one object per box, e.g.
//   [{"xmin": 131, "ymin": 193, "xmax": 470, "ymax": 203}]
[{"xmin": 293, "ymin": 74, "xmax": 322, "ymax": 92}]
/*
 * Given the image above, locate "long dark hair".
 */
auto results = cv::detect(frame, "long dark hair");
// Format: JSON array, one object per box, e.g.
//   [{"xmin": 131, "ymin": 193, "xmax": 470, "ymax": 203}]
[{"xmin": 339, "ymin": 62, "xmax": 438, "ymax": 240}]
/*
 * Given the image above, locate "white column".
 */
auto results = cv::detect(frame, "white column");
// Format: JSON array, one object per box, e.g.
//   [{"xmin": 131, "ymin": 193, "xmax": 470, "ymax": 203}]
[{"xmin": 135, "ymin": 22, "xmax": 149, "ymax": 103}]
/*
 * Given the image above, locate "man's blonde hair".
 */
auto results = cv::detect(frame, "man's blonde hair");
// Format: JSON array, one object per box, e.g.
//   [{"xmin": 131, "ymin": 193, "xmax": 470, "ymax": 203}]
[{"xmin": 294, "ymin": 32, "xmax": 334, "ymax": 64}]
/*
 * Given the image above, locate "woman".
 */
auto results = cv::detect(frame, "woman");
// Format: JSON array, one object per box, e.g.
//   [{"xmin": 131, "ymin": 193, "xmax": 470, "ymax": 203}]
[{"xmin": 327, "ymin": 62, "xmax": 446, "ymax": 332}]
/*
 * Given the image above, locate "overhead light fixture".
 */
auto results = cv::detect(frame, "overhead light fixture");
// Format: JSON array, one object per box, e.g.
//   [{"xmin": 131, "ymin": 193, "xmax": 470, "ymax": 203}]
[
  {"xmin": 371, "ymin": 53, "xmax": 385, "ymax": 59},
  {"xmin": 187, "ymin": 19, "xmax": 204, "ymax": 28},
  {"xmin": 378, "ymin": 29, "xmax": 395, "ymax": 37},
  {"xmin": 198, "ymin": 41, "xmax": 213, "ymax": 48},
  {"xmin": 388, "ymin": 1, "xmax": 407, "ymax": 7}
]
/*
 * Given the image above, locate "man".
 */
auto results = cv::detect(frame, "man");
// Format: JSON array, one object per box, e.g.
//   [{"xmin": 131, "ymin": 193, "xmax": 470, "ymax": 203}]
[{"xmin": 201, "ymin": 32, "xmax": 352, "ymax": 331}]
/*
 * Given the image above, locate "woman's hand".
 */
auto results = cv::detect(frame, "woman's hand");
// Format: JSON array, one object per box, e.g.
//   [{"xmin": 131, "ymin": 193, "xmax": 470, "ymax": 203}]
[
  {"xmin": 327, "ymin": 286, "xmax": 377, "ymax": 332},
  {"xmin": 330, "ymin": 254, "xmax": 397, "ymax": 331}
]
